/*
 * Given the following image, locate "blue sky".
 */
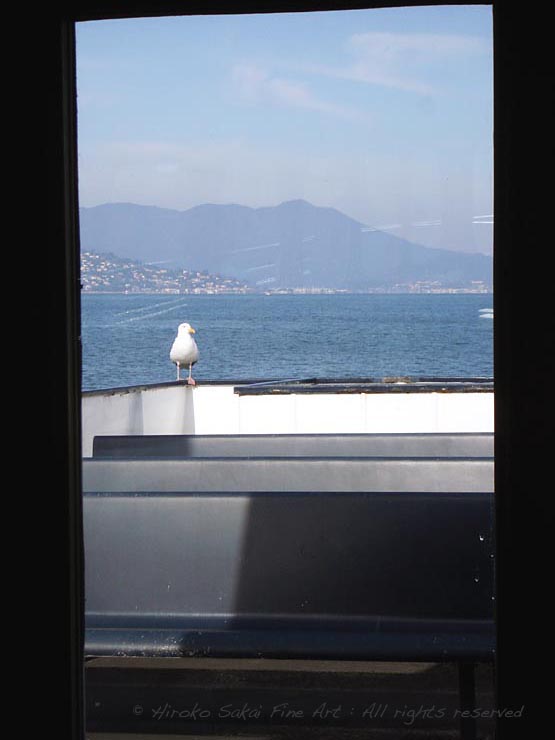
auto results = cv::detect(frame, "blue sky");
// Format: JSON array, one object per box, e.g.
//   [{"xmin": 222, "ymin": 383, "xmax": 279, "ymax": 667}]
[{"xmin": 76, "ymin": 5, "xmax": 493, "ymax": 254}]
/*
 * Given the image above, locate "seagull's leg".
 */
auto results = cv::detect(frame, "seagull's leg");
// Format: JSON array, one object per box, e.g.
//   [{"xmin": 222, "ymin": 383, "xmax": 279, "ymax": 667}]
[
  {"xmin": 176, "ymin": 362, "xmax": 180, "ymax": 381},
  {"xmin": 187, "ymin": 362, "xmax": 196, "ymax": 386}
]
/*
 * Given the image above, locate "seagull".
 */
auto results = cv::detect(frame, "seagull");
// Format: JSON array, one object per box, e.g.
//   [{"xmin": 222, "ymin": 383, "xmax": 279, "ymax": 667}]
[{"xmin": 170, "ymin": 322, "xmax": 199, "ymax": 385}]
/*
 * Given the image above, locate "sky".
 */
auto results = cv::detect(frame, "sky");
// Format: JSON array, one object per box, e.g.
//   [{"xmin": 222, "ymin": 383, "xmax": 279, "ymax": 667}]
[{"xmin": 76, "ymin": 4, "xmax": 493, "ymax": 254}]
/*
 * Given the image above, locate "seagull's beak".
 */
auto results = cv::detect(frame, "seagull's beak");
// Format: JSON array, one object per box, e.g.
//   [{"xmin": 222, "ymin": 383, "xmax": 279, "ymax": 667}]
[{"xmin": 188, "ymin": 327, "xmax": 196, "ymax": 334}]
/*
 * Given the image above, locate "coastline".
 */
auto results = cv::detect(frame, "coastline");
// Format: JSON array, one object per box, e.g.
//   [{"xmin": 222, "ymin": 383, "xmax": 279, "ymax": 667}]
[{"xmin": 81, "ymin": 288, "xmax": 493, "ymax": 296}]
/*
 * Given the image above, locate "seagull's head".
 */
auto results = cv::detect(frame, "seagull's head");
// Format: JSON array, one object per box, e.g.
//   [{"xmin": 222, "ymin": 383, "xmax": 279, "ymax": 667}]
[{"xmin": 178, "ymin": 322, "xmax": 196, "ymax": 335}]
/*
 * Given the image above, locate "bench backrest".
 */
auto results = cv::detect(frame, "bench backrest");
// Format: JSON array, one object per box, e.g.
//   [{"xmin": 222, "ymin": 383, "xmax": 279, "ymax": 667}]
[
  {"xmin": 93, "ymin": 432, "xmax": 494, "ymax": 459},
  {"xmin": 83, "ymin": 457, "xmax": 493, "ymax": 493},
  {"xmin": 83, "ymin": 454, "xmax": 494, "ymax": 661}
]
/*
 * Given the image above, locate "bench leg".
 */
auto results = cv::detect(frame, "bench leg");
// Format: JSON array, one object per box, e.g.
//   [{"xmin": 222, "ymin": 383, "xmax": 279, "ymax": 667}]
[{"xmin": 458, "ymin": 661, "xmax": 477, "ymax": 740}]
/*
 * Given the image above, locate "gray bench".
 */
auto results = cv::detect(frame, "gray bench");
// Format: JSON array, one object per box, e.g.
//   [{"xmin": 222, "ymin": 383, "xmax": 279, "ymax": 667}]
[
  {"xmin": 83, "ymin": 455, "xmax": 494, "ymax": 662},
  {"xmin": 93, "ymin": 432, "xmax": 494, "ymax": 459}
]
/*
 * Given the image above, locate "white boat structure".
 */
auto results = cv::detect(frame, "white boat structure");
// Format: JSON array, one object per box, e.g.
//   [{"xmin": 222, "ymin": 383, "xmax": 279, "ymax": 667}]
[{"xmin": 82, "ymin": 376, "xmax": 494, "ymax": 453}]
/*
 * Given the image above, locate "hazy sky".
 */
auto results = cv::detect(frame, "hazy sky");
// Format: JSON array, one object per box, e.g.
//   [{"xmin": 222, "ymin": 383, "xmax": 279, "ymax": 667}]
[{"xmin": 76, "ymin": 5, "xmax": 493, "ymax": 254}]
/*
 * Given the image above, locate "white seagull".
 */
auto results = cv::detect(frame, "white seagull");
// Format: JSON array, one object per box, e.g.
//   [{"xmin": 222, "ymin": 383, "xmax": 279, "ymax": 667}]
[{"xmin": 170, "ymin": 322, "xmax": 199, "ymax": 385}]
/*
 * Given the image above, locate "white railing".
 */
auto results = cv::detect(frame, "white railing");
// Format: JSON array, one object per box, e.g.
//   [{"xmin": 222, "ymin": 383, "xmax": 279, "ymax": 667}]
[{"xmin": 82, "ymin": 382, "xmax": 494, "ymax": 457}]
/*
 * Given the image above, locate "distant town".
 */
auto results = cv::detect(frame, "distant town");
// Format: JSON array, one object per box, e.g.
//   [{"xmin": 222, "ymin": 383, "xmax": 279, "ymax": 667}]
[
  {"xmin": 81, "ymin": 251, "xmax": 492, "ymax": 295},
  {"xmin": 81, "ymin": 252, "xmax": 251, "ymax": 294}
]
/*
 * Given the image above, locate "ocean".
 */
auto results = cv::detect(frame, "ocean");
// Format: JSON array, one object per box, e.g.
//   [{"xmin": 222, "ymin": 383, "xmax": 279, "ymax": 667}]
[{"xmin": 81, "ymin": 293, "xmax": 494, "ymax": 391}]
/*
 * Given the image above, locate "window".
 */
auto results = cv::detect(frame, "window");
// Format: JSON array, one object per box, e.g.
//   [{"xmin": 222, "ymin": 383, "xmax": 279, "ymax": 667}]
[
  {"xmin": 75, "ymin": 7, "xmax": 499, "ymax": 738},
  {"xmin": 35, "ymin": 2, "xmax": 552, "ymax": 738}
]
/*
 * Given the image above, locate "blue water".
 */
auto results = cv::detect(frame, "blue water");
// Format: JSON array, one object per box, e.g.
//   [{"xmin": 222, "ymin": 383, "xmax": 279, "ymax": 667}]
[{"xmin": 81, "ymin": 293, "xmax": 494, "ymax": 391}]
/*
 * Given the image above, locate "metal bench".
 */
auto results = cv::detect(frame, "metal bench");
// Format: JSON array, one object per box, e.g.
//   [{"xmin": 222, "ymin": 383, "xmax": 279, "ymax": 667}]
[
  {"xmin": 84, "ymin": 446, "xmax": 494, "ymax": 738},
  {"xmin": 83, "ymin": 455, "xmax": 494, "ymax": 660}
]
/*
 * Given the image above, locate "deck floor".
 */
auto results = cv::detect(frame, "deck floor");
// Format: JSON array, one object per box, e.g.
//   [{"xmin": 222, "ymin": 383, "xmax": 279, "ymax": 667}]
[{"xmin": 85, "ymin": 658, "xmax": 495, "ymax": 739}]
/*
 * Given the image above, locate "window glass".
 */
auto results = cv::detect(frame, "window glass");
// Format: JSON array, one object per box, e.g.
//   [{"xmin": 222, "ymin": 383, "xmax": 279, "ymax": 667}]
[
  {"xmin": 79, "ymin": 7, "xmax": 496, "ymax": 736},
  {"xmin": 77, "ymin": 5, "xmax": 493, "ymax": 389}
]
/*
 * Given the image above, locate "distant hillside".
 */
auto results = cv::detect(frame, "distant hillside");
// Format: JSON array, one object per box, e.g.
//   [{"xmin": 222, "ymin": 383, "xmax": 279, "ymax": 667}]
[
  {"xmin": 79, "ymin": 200, "xmax": 492, "ymax": 291},
  {"xmin": 81, "ymin": 251, "xmax": 251, "ymax": 294}
]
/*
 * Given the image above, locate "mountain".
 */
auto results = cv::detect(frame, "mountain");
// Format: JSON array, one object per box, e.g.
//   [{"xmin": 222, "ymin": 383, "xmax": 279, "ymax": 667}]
[{"xmin": 79, "ymin": 200, "xmax": 492, "ymax": 291}]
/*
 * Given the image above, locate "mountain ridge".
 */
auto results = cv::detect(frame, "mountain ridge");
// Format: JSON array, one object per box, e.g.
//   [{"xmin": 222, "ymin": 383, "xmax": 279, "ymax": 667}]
[{"xmin": 79, "ymin": 200, "xmax": 492, "ymax": 291}]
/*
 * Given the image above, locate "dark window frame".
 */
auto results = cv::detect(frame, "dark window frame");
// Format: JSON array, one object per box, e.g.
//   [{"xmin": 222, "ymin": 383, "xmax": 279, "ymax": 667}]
[{"xmin": 31, "ymin": 2, "xmax": 552, "ymax": 738}]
